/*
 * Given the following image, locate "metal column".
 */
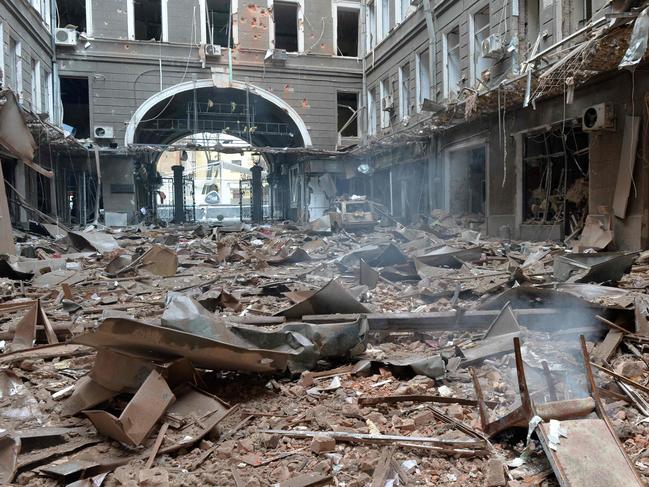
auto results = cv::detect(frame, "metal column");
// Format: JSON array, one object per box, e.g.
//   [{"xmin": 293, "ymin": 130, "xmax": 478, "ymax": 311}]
[
  {"xmin": 250, "ymin": 163, "xmax": 263, "ymax": 223},
  {"xmin": 171, "ymin": 165, "xmax": 185, "ymax": 224}
]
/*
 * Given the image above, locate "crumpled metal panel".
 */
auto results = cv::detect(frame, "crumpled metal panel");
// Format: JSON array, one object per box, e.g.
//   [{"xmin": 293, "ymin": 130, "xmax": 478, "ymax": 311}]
[
  {"xmin": 276, "ymin": 279, "xmax": 369, "ymax": 318},
  {"xmin": 68, "ymin": 231, "xmax": 121, "ymax": 254},
  {"xmin": 619, "ymin": 6, "xmax": 649, "ymax": 70}
]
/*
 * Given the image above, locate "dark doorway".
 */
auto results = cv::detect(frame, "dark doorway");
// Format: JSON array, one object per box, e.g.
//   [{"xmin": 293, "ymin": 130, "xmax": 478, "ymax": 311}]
[
  {"xmin": 274, "ymin": 2, "xmax": 298, "ymax": 52},
  {"xmin": 447, "ymin": 145, "xmax": 486, "ymax": 215},
  {"xmin": 337, "ymin": 8, "xmax": 359, "ymax": 57},
  {"xmin": 60, "ymin": 77, "xmax": 90, "ymax": 139}
]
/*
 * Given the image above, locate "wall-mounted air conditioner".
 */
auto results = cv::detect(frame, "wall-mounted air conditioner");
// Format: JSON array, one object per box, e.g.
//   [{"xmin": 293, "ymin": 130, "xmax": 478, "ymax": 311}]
[
  {"xmin": 582, "ymin": 103, "xmax": 615, "ymax": 131},
  {"xmin": 480, "ymin": 33, "xmax": 504, "ymax": 59},
  {"xmin": 94, "ymin": 126, "xmax": 114, "ymax": 139},
  {"xmin": 55, "ymin": 28, "xmax": 78, "ymax": 46},
  {"xmin": 204, "ymin": 44, "xmax": 222, "ymax": 57},
  {"xmin": 381, "ymin": 95, "xmax": 394, "ymax": 112},
  {"xmin": 271, "ymin": 49, "xmax": 288, "ymax": 62}
]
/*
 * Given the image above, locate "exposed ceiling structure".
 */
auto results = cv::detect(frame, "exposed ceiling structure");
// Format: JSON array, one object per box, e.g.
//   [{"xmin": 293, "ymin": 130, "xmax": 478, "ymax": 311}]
[{"xmin": 133, "ymin": 87, "xmax": 306, "ymax": 149}]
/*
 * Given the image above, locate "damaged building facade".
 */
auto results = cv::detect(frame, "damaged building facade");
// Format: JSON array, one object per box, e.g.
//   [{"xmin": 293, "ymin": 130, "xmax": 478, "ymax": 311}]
[
  {"xmin": 0, "ymin": 0, "xmax": 60, "ymax": 230},
  {"xmin": 353, "ymin": 0, "xmax": 649, "ymax": 250},
  {"xmin": 2, "ymin": 0, "xmax": 649, "ymax": 244},
  {"xmin": 51, "ymin": 0, "xmax": 364, "ymax": 224}
]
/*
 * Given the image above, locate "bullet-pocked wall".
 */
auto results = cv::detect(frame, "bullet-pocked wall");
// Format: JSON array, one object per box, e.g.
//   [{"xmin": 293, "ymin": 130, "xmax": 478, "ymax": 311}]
[{"xmin": 57, "ymin": 0, "xmax": 364, "ymax": 151}]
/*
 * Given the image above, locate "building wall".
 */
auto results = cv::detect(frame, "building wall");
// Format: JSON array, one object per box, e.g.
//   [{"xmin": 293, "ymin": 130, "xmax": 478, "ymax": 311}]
[
  {"xmin": 58, "ymin": 0, "xmax": 364, "ymax": 150},
  {"xmin": 0, "ymin": 0, "xmax": 56, "ymax": 223},
  {"xmin": 434, "ymin": 70, "xmax": 649, "ymax": 249},
  {"xmin": 0, "ymin": 0, "xmax": 54, "ymax": 114}
]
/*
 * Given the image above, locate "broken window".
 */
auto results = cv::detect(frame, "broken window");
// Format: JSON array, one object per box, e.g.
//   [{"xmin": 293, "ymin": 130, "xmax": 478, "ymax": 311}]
[
  {"xmin": 274, "ymin": 1, "xmax": 298, "ymax": 52},
  {"xmin": 572, "ymin": 0, "xmax": 592, "ymax": 31},
  {"xmin": 134, "ymin": 0, "xmax": 162, "ymax": 41},
  {"xmin": 395, "ymin": 0, "xmax": 409, "ymax": 23},
  {"xmin": 471, "ymin": 6, "xmax": 493, "ymax": 87},
  {"xmin": 367, "ymin": 88, "xmax": 377, "ymax": 136},
  {"xmin": 206, "ymin": 0, "xmax": 232, "ymax": 47},
  {"xmin": 367, "ymin": 1, "xmax": 377, "ymax": 51},
  {"xmin": 8, "ymin": 38, "xmax": 22, "ymax": 100},
  {"xmin": 443, "ymin": 26, "xmax": 460, "ymax": 99},
  {"xmin": 381, "ymin": 0, "xmax": 389, "ymax": 39},
  {"xmin": 523, "ymin": 124, "xmax": 589, "ymax": 236},
  {"xmin": 42, "ymin": 69, "xmax": 52, "ymax": 117},
  {"xmin": 379, "ymin": 78, "xmax": 390, "ymax": 128},
  {"xmin": 336, "ymin": 8, "xmax": 359, "ymax": 57},
  {"xmin": 337, "ymin": 92, "xmax": 358, "ymax": 138},
  {"xmin": 525, "ymin": 0, "xmax": 540, "ymax": 49},
  {"xmin": 60, "ymin": 77, "xmax": 90, "ymax": 139},
  {"xmin": 416, "ymin": 49, "xmax": 430, "ymax": 111},
  {"xmin": 447, "ymin": 145, "xmax": 486, "ymax": 216},
  {"xmin": 57, "ymin": 0, "xmax": 86, "ymax": 32},
  {"xmin": 31, "ymin": 58, "xmax": 41, "ymax": 113},
  {"xmin": 399, "ymin": 63, "xmax": 410, "ymax": 119}
]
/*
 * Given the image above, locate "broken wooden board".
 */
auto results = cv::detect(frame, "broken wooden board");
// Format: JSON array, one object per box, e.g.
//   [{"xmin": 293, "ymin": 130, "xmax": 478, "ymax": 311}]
[
  {"xmin": 591, "ymin": 329, "xmax": 624, "ymax": 364},
  {"xmin": 278, "ymin": 473, "xmax": 333, "ymax": 487},
  {"xmin": 537, "ymin": 418, "xmax": 643, "ymax": 487},
  {"xmin": 613, "ymin": 115, "xmax": 641, "ymax": 219}
]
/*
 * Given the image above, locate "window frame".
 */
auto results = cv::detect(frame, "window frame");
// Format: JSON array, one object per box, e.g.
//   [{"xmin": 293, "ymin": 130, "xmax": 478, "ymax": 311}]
[
  {"xmin": 442, "ymin": 25, "xmax": 461, "ymax": 100},
  {"xmin": 379, "ymin": 77, "xmax": 390, "ymax": 129},
  {"xmin": 268, "ymin": 0, "xmax": 304, "ymax": 53},
  {"xmin": 399, "ymin": 62, "xmax": 411, "ymax": 119},
  {"xmin": 469, "ymin": 5, "xmax": 491, "ymax": 88},
  {"xmin": 333, "ymin": 1, "xmax": 361, "ymax": 58},
  {"xmin": 31, "ymin": 58, "xmax": 42, "ymax": 113},
  {"xmin": 416, "ymin": 48, "xmax": 430, "ymax": 112},
  {"xmin": 127, "ymin": 0, "xmax": 167, "ymax": 42}
]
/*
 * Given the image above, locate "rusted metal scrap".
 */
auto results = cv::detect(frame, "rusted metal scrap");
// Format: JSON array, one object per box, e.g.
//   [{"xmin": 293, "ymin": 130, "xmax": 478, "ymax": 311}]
[{"xmin": 84, "ymin": 370, "xmax": 175, "ymax": 447}]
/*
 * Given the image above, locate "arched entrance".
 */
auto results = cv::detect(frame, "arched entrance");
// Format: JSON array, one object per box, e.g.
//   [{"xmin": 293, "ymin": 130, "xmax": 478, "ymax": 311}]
[
  {"xmin": 125, "ymin": 79, "xmax": 312, "ymax": 222},
  {"xmin": 125, "ymin": 79, "xmax": 312, "ymax": 149}
]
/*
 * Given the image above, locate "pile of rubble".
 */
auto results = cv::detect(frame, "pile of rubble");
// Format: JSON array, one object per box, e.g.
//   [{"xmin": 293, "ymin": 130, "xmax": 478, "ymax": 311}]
[{"xmin": 1, "ymin": 214, "xmax": 649, "ymax": 486}]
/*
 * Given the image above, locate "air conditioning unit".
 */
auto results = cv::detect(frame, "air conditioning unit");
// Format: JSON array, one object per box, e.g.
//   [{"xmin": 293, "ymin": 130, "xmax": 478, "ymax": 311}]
[
  {"xmin": 480, "ymin": 33, "xmax": 504, "ymax": 59},
  {"xmin": 204, "ymin": 44, "xmax": 222, "ymax": 57},
  {"xmin": 94, "ymin": 126, "xmax": 114, "ymax": 139},
  {"xmin": 271, "ymin": 49, "xmax": 288, "ymax": 62},
  {"xmin": 381, "ymin": 95, "xmax": 394, "ymax": 112},
  {"xmin": 582, "ymin": 103, "xmax": 615, "ymax": 131},
  {"xmin": 55, "ymin": 28, "xmax": 78, "ymax": 46}
]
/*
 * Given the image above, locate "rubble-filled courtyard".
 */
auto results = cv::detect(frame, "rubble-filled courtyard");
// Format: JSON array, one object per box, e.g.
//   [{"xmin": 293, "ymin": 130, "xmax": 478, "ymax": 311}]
[{"xmin": 1, "ymin": 215, "xmax": 649, "ymax": 486}]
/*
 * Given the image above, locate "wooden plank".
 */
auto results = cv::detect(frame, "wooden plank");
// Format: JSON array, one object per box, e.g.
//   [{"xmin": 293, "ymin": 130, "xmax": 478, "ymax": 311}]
[
  {"xmin": 537, "ymin": 419, "xmax": 642, "ymax": 487},
  {"xmin": 278, "ymin": 473, "xmax": 333, "ymax": 487},
  {"xmin": 370, "ymin": 448, "xmax": 394, "ymax": 487},
  {"xmin": 613, "ymin": 115, "xmax": 641, "ymax": 219},
  {"xmin": 591, "ymin": 329, "xmax": 624, "ymax": 364}
]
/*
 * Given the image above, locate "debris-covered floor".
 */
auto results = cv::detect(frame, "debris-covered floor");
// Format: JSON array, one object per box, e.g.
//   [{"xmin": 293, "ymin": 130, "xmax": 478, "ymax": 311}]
[{"xmin": 2, "ymin": 216, "xmax": 649, "ymax": 486}]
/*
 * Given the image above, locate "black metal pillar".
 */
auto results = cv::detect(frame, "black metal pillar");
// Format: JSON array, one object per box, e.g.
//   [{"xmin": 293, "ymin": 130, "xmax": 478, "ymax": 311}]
[
  {"xmin": 251, "ymin": 163, "xmax": 263, "ymax": 223},
  {"xmin": 171, "ymin": 165, "xmax": 185, "ymax": 224}
]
